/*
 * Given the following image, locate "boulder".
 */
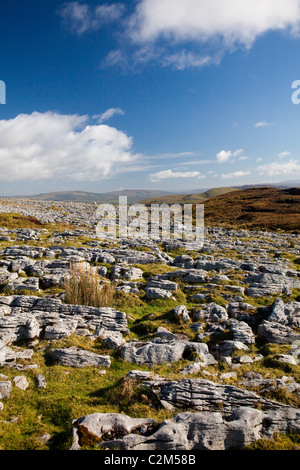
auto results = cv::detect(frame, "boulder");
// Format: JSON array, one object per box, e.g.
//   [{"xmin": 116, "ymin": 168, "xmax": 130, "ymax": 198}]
[
  {"xmin": 258, "ymin": 320, "xmax": 300, "ymax": 345},
  {"xmin": 48, "ymin": 347, "xmax": 111, "ymax": 368}
]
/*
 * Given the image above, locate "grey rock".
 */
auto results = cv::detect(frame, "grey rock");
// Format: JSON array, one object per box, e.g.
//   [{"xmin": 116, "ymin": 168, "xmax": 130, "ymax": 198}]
[
  {"xmin": 49, "ymin": 347, "xmax": 111, "ymax": 368},
  {"xmin": 173, "ymin": 255, "xmax": 195, "ymax": 269},
  {"xmin": 35, "ymin": 374, "xmax": 47, "ymax": 389},
  {"xmin": 258, "ymin": 320, "xmax": 300, "ymax": 345},
  {"xmin": 0, "ymin": 381, "xmax": 12, "ymax": 399},
  {"xmin": 120, "ymin": 339, "xmax": 216, "ymax": 366},
  {"xmin": 13, "ymin": 375, "xmax": 29, "ymax": 390},
  {"xmin": 229, "ymin": 319, "xmax": 255, "ymax": 344},
  {"xmin": 120, "ymin": 339, "xmax": 187, "ymax": 365},
  {"xmin": 172, "ymin": 305, "xmax": 190, "ymax": 322},
  {"xmin": 90, "ymin": 406, "xmax": 300, "ymax": 450},
  {"xmin": 44, "ymin": 319, "xmax": 78, "ymax": 340},
  {"xmin": 192, "ymin": 303, "xmax": 228, "ymax": 323},
  {"xmin": 216, "ymin": 340, "xmax": 249, "ymax": 357},
  {"xmin": 146, "ymin": 278, "xmax": 178, "ymax": 291},
  {"xmin": 145, "ymin": 287, "xmax": 173, "ymax": 300},
  {"xmin": 71, "ymin": 412, "xmax": 157, "ymax": 448},
  {"xmin": 143, "ymin": 378, "xmax": 291, "ymax": 413},
  {"xmin": 268, "ymin": 298, "xmax": 300, "ymax": 328},
  {"xmin": 96, "ymin": 329, "xmax": 125, "ymax": 349}
]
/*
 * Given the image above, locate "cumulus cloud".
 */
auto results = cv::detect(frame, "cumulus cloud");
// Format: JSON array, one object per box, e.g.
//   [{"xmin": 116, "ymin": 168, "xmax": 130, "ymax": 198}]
[
  {"xmin": 93, "ymin": 107, "xmax": 125, "ymax": 124},
  {"xmin": 58, "ymin": 1, "xmax": 125, "ymax": 34},
  {"xmin": 0, "ymin": 111, "xmax": 139, "ymax": 182},
  {"xmin": 278, "ymin": 151, "xmax": 291, "ymax": 159},
  {"xmin": 258, "ymin": 159, "xmax": 300, "ymax": 176},
  {"xmin": 216, "ymin": 150, "xmax": 233, "ymax": 163},
  {"xmin": 129, "ymin": 0, "xmax": 300, "ymax": 46},
  {"xmin": 61, "ymin": 1, "xmax": 300, "ymax": 70},
  {"xmin": 149, "ymin": 169, "xmax": 204, "ymax": 182},
  {"xmin": 216, "ymin": 148, "xmax": 248, "ymax": 163},
  {"xmin": 220, "ymin": 170, "xmax": 251, "ymax": 179}
]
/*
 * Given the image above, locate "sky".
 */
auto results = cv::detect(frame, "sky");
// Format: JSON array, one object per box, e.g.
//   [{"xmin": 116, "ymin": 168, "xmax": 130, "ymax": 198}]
[{"xmin": 1, "ymin": 0, "xmax": 300, "ymax": 196}]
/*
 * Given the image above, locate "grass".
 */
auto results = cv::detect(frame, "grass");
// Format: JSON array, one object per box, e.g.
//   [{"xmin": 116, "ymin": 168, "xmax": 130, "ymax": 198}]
[
  {"xmin": 246, "ymin": 433, "xmax": 300, "ymax": 450},
  {"xmin": 203, "ymin": 187, "xmax": 300, "ymax": 232},
  {"xmin": 0, "ymin": 326, "xmax": 300, "ymax": 450},
  {"xmin": 0, "ymin": 213, "xmax": 43, "ymax": 229},
  {"xmin": 1, "ymin": 197, "xmax": 300, "ymax": 450},
  {"xmin": 0, "ymin": 335, "xmax": 177, "ymax": 450},
  {"xmin": 64, "ymin": 261, "xmax": 115, "ymax": 308}
]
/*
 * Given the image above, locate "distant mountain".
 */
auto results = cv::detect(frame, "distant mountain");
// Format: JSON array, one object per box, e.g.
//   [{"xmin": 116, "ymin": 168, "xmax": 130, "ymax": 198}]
[
  {"xmin": 141, "ymin": 187, "xmax": 239, "ymax": 205},
  {"xmin": 233, "ymin": 180, "xmax": 300, "ymax": 190},
  {"xmin": 21, "ymin": 190, "xmax": 174, "ymax": 204}
]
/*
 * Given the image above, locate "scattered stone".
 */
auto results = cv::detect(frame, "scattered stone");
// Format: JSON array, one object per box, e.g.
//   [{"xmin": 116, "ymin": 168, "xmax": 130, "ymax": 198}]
[
  {"xmin": 13, "ymin": 375, "xmax": 29, "ymax": 390},
  {"xmin": 48, "ymin": 347, "xmax": 111, "ymax": 368},
  {"xmin": 35, "ymin": 374, "xmax": 47, "ymax": 389}
]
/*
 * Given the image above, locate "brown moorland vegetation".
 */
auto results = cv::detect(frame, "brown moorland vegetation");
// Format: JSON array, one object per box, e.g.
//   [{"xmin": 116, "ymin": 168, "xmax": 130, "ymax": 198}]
[{"xmin": 203, "ymin": 187, "xmax": 300, "ymax": 232}]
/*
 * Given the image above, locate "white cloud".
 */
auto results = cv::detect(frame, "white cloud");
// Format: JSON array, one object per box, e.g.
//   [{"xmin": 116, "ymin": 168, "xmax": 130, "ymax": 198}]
[
  {"xmin": 161, "ymin": 50, "xmax": 221, "ymax": 71},
  {"xmin": 216, "ymin": 148, "xmax": 249, "ymax": 163},
  {"xmin": 0, "ymin": 111, "xmax": 139, "ymax": 182},
  {"xmin": 233, "ymin": 149, "xmax": 244, "ymax": 157},
  {"xmin": 216, "ymin": 150, "xmax": 233, "ymax": 163},
  {"xmin": 238, "ymin": 156, "xmax": 250, "ymax": 161},
  {"xmin": 254, "ymin": 121, "xmax": 273, "ymax": 127},
  {"xmin": 258, "ymin": 159, "xmax": 300, "ymax": 176},
  {"xmin": 149, "ymin": 169, "xmax": 203, "ymax": 182},
  {"xmin": 178, "ymin": 159, "xmax": 213, "ymax": 166},
  {"xmin": 220, "ymin": 170, "xmax": 251, "ymax": 179},
  {"xmin": 63, "ymin": 0, "xmax": 300, "ymax": 71},
  {"xmin": 129, "ymin": 0, "xmax": 300, "ymax": 46},
  {"xmin": 278, "ymin": 151, "xmax": 291, "ymax": 159},
  {"xmin": 93, "ymin": 107, "xmax": 125, "ymax": 124},
  {"xmin": 58, "ymin": 1, "xmax": 125, "ymax": 34}
]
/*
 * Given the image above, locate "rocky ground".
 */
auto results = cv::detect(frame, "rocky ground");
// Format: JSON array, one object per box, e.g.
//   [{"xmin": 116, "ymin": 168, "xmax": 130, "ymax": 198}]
[{"xmin": 0, "ymin": 198, "xmax": 300, "ymax": 450}]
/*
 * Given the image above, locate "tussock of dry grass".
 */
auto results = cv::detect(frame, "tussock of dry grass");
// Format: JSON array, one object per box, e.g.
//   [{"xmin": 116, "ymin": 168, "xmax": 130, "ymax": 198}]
[{"xmin": 64, "ymin": 261, "xmax": 115, "ymax": 307}]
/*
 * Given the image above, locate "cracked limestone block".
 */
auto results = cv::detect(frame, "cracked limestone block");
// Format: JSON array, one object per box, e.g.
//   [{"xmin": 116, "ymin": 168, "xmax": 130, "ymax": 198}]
[
  {"xmin": 192, "ymin": 303, "xmax": 228, "ymax": 323},
  {"xmin": 245, "ymin": 273, "xmax": 299, "ymax": 297},
  {"xmin": 71, "ymin": 413, "xmax": 158, "ymax": 449},
  {"xmin": 13, "ymin": 375, "xmax": 29, "ymax": 390},
  {"xmin": 121, "ymin": 339, "xmax": 187, "ymax": 365},
  {"xmin": 268, "ymin": 298, "xmax": 300, "ymax": 328},
  {"xmin": 258, "ymin": 320, "xmax": 300, "ymax": 345},
  {"xmin": 35, "ymin": 374, "xmax": 47, "ymax": 389},
  {"xmin": 142, "ymin": 378, "xmax": 292, "ymax": 413},
  {"xmin": 172, "ymin": 305, "xmax": 190, "ymax": 323},
  {"xmin": 229, "ymin": 319, "xmax": 255, "ymax": 345},
  {"xmin": 44, "ymin": 319, "xmax": 78, "ymax": 340},
  {"xmin": 88, "ymin": 406, "xmax": 300, "ymax": 451},
  {"xmin": 4, "ymin": 277, "xmax": 40, "ymax": 293},
  {"xmin": 145, "ymin": 287, "xmax": 173, "ymax": 300},
  {"xmin": 93, "ymin": 329, "xmax": 126, "ymax": 350},
  {"xmin": 146, "ymin": 278, "xmax": 178, "ymax": 291},
  {"xmin": 112, "ymin": 266, "xmax": 144, "ymax": 281},
  {"xmin": 173, "ymin": 255, "xmax": 196, "ymax": 269},
  {"xmin": 0, "ymin": 381, "xmax": 12, "ymax": 399},
  {"xmin": 120, "ymin": 339, "xmax": 216, "ymax": 366},
  {"xmin": 49, "ymin": 347, "xmax": 111, "ymax": 368},
  {"xmin": 216, "ymin": 340, "xmax": 250, "ymax": 358}
]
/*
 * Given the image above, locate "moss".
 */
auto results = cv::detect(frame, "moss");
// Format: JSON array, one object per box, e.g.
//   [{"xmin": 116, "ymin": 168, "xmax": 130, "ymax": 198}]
[{"xmin": 246, "ymin": 433, "xmax": 300, "ymax": 450}]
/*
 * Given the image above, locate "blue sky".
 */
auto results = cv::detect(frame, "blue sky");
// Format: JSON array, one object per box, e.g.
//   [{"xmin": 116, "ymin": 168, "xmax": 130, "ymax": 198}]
[{"xmin": 1, "ymin": 0, "xmax": 300, "ymax": 196}]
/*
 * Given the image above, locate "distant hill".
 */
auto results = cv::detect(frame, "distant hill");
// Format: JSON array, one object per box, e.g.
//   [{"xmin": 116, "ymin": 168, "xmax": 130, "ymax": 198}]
[
  {"xmin": 22, "ymin": 190, "xmax": 174, "ymax": 204},
  {"xmin": 141, "ymin": 187, "xmax": 239, "ymax": 205},
  {"xmin": 203, "ymin": 187, "xmax": 300, "ymax": 232}
]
